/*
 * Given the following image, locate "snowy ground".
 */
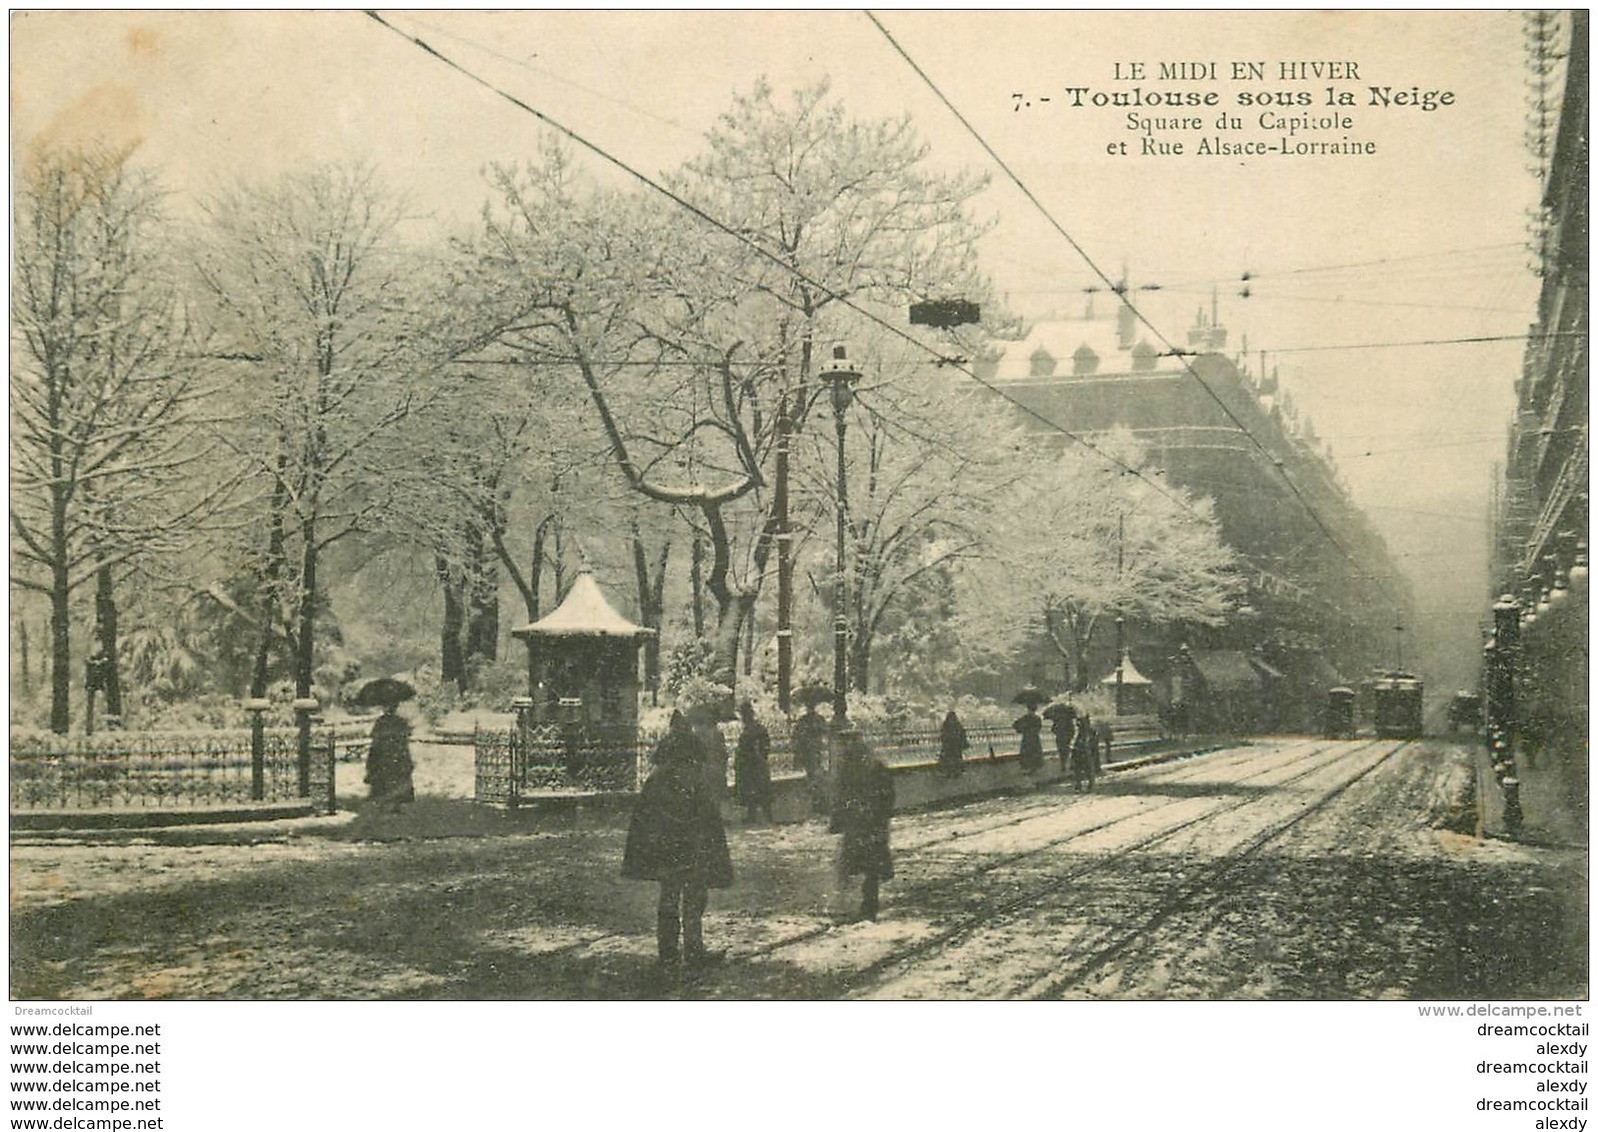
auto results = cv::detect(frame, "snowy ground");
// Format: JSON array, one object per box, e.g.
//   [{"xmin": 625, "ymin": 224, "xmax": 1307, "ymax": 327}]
[{"xmin": 9, "ymin": 738, "xmax": 1586, "ymax": 1000}]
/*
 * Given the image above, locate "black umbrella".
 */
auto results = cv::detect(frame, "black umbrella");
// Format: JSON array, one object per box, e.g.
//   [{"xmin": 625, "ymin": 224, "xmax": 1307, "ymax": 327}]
[
  {"xmin": 1012, "ymin": 685, "xmax": 1048, "ymax": 709},
  {"xmin": 793, "ymin": 684, "xmax": 835, "ymax": 709},
  {"xmin": 1041, "ymin": 701, "xmax": 1077, "ymax": 721},
  {"xmin": 352, "ymin": 677, "xmax": 416, "ymax": 709}
]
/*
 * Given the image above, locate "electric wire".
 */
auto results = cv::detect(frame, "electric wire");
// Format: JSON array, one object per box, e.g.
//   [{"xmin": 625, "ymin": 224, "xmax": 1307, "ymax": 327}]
[
  {"xmin": 864, "ymin": 9, "xmax": 1458, "ymax": 608},
  {"xmin": 361, "ymin": 9, "xmax": 1192, "ymax": 510},
  {"xmin": 367, "ymin": 9, "xmax": 1410, "ymax": 609}
]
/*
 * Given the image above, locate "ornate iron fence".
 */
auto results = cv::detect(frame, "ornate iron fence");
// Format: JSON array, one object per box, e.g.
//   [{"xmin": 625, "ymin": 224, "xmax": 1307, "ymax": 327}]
[
  {"xmin": 474, "ymin": 719, "xmax": 1023, "ymax": 804},
  {"xmin": 9, "ymin": 726, "xmax": 338, "ymax": 813},
  {"xmin": 474, "ymin": 722, "xmax": 644, "ymax": 806},
  {"xmin": 745, "ymin": 720, "xmax": 1015, "ymax": 775}
]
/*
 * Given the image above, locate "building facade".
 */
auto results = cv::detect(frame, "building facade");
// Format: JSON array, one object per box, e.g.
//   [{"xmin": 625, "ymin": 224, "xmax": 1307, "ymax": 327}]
[
  {"xmin": 979, "ymin": 292, "xmax": 1413, "ymax": 728},
  {"xmin": 1489, "ymin": 11, "xmax": 1588, "ymax": 766}
]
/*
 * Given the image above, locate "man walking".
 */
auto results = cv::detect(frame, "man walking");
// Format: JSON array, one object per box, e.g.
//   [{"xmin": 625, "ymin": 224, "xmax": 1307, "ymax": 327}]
[{"xmin": 622, "ymin": 710, "xmax": 733, "ymax": 972}]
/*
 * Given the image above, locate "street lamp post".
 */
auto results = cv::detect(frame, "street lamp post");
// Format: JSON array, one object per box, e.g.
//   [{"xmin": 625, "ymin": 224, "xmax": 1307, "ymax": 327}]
[
  {"xmin": 1115, "ymin": 510, "xmax": 1125, "ymax": 715},
  {"xmin": 820, "ymin": 343, "xmax": 861, "ymax": 724}
]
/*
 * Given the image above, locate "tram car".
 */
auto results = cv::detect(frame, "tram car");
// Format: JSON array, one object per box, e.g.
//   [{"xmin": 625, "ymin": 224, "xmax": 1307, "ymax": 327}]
[
  {"xmin": 1371, "ymin": 671, "xmax": 1425, "ymax": 738},
  {"xmin": 1323, "ymin": 686, "xmax": 1357, "ymax": 739},
  {"xmin": 1447, "ymin": 689, "xmax": 1482, "ymax": 733}
]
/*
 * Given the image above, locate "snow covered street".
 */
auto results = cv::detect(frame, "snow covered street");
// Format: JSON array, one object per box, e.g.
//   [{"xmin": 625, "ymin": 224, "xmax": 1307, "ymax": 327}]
[{"xmin": 10, "ymin": 739, "xmax": 1586, "ymax": 1000}]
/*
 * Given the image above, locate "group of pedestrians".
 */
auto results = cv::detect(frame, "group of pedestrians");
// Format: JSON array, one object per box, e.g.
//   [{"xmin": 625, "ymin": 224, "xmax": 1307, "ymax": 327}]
[
  {"xmin": 939, "ymin": 702, "xmax": 1105, "ymax": 792},
  {"xmin": 1044, "ymin": 705, "xmax": 1104, "ymax": 793},
  {"xmin": 622, "ymin": 701, "xmax": 894, "ymax": 976}
]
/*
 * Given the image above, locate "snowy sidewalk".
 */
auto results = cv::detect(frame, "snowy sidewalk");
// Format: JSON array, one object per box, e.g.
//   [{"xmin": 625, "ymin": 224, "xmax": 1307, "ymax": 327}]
[{"xmin": 1476, "ymin": 735, "xmax": 1587, "ymax": 848}]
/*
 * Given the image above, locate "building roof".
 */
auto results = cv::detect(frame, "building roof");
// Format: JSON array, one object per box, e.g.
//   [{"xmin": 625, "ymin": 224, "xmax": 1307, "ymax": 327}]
[
  {"xmin": 992, "ymin": 317, "xmax": 1184, "ymax": 383},
  {"xmin": 1188, "ymin": 649, "xmax": 1263, "ymax": 692},
  {"xmin": 511, "ymin": 573, "xmax": 650, "ymax": 639}
]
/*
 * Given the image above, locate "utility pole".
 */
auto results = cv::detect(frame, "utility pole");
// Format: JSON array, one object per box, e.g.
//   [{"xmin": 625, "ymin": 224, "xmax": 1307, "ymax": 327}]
[
  {"xmin": 775, "ymin": 390, "xmax": 793, "ymax": 714},
  {"xmin": 1115, "ymin": 511, "xmax": 1125, "ymax": 714},
  {"xmin": 820, "ymin": 344, "xmax": 861, "ymax": 724}
]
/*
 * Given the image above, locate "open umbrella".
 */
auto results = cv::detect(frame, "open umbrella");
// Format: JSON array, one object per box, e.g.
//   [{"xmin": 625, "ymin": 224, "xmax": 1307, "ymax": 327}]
[
  {"xmin": 352, "ymin": 676, "xmax": 416, "ymax": 709},
  {"xmin": 1011, "ymin": 685, "xmax": 1048, "ymax": 709},
  {"xmin": 793, "ymin": 683, "xmax": 835, "ymax": 709},
  {"xmin": 1041, "ymin": 701, "xmax": 1077, "ymax": 721}
]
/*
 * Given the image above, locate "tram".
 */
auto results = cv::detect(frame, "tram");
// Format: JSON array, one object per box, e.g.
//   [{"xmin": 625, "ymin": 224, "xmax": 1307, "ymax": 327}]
[{"xmin": 1371, "ymin": 671, "xmax": 1425, "ymax": 738}]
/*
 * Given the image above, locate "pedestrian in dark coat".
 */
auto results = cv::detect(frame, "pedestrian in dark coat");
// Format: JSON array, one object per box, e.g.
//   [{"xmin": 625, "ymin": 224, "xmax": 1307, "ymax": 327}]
[
  {"xmin": 734, "ymin": 699, "xmax": 774, "ymax": 824},
  {"xmin": 938, "ymin": 710, "xmax": 969, "ymax": 777},
  {"xmin": 1051, "ymin": 706, "xmax": 1077, "ymax": 773},
  {"xmin": 792, "ymin": 703, "xmax": 830, "ymax": 818},
  {"xmin": 829, "ymin": 729, "xmax": 895, "ymax": 921},
  {"xmin": 1071, "ymin": 712, "xmax": 1096, "ymax": 793},
  {"xmin": 364, "ymin": 704, "xmax": 415, "ymax": 810},
  {"xmin": 1014, "ymin": 706, "xmax": 1045, "ymax": 773},
  {"xmin": 622, "ymin": 711, "xmax": 733, "ymax": 969}
]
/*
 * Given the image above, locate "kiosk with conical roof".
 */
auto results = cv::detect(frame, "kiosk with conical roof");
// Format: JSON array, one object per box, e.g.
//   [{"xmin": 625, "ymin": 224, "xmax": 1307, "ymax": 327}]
[
  {"xmin": 511, "ymin": 572, "xmax": 651, "ymax": 733},
  {"xmin": 475, "ymin": 573, "xmax": 652, "ymax": 802}
]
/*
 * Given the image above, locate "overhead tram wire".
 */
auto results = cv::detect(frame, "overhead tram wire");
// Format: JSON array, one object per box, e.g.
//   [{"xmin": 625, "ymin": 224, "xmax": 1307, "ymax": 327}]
[
  {"xmin": 1006, "ymin": 242, "xmax": 1528, "ymax": 298},
  {"xmin": 1227, "ymin": 331, "xmax": 1584, "ymax": 357},
  {"xmin": 370, "ymin": 11, "xmax": 1348, "ymax": 601},
  {"xmin": 865, "ymin": 10, "xmax": 1416, "ymax": 606},
  {"xmin": 361, "ymin": 9, "xmax": 1195, "ymax": 513}
]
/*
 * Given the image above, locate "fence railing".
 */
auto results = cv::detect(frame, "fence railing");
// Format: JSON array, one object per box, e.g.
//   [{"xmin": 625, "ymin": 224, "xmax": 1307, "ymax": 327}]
[
  {"xmin": 474, "ymin": 720, "xmax": 1034, "ymax": 803},
  {"xmin": 9, "ymin": 726, "xmax": 339, "ymax": 813},
  {"xmin": 474, "ymin": 722, "xmax": 645, "ymax": 806}
]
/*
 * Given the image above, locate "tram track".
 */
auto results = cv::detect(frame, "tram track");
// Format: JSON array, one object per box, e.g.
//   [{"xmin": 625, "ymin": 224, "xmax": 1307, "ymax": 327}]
[
  {"xmin": 1015, "ymin": 739, "xmax": 1408, "ymax": 999},
  {"xmin": 706, "ymin": 740, "xmax": 1346, "ymax": 970},
  {"xmin": 703, "ymin": 738, "xmax": 1397, "ymax": 992},
  {"xmin": 844, "ymin": 739, "xmax": 1406, "ymax": 999}
]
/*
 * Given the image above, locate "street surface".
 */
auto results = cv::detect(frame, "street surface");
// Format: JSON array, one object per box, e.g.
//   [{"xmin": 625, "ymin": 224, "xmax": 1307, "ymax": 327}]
[{"xmin": 9, "ymin": 738, "xmax": 1587, "ymax": 1000}]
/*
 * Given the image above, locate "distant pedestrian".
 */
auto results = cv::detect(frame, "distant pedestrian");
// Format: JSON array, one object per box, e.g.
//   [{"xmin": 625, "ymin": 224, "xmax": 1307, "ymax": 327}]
[
  {"xmin": 830, "ymin": 729, "xmax": 895, "ymax": 921},
  {"xmin": 1097, "ymin": 719, "xmax": 1113, "ymax": 766},
  {"xmin": 734, "ymin": 699, "xmax": 774, "ymax": 824},
  {"xmin": 622, "ymin": 710, "xmax": 733, "ymax": 972},
  {"xmin": 1014, "ymin": 705, "xmax": 1045, "ymax": 773},
  {"xmin": 364, "ymin": 702, "xmax": 415, "ymax": 810},
  {"xmin": 793, "ymin": 702, "xmax": 830, "ymax": 817},
  {"xmin": 1071, "ymin": 713, "xmax": 1095, "ymax": 793},
  {"xmin": 1050, "ymin": 705, "xmax": 1077, "ymax": 773},
  {"xmin": 688, "ymin": 705, "xmax": 730, "ymax": 802},
  {"xmin": 938, "ymin": 710, "xmax": 969, "ymax": 777}
]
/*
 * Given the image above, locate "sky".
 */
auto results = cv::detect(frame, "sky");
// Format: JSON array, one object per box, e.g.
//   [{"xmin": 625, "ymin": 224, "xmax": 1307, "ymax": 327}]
[{"xmin": 10, "ymin": 9, "xmax": 1554, "ymax": 683}]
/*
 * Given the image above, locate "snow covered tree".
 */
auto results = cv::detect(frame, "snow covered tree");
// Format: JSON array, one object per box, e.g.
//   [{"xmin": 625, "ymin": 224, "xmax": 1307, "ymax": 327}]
[
  {"xmin": 960, "ymin": 432, "xmax": 1240, "ymax": 691},
  {"xmin": 12, "ymin": 146, "xmax": 213, "ymax": 731},
  {"xmin": 194, "ymin": 162, "xmax": 443, "ymax": 702}
]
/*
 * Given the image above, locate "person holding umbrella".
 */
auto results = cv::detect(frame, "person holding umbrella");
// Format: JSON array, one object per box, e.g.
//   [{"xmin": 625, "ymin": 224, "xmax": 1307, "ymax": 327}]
[
  {"xmin": 1044, "ymin": 701, "xmax": 1077, "ymax": 774},
  {"xmin": 354, "ymin": 677, "xmax": 416, "ymax": 811},
  {"xmin": 1012, "ymin": 685, "xmax": 1047, "ymax": 774}
]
